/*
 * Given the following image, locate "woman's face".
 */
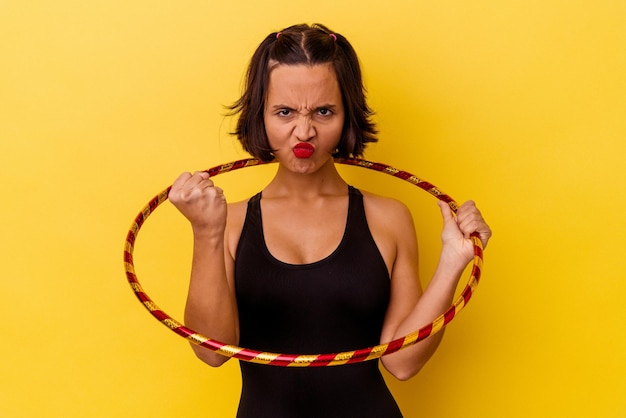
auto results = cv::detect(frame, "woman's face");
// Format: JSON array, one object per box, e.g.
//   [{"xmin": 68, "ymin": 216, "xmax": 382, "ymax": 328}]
[{"xmin": 264, "ymin": 63, "xmax": 345, "ymax": 174}]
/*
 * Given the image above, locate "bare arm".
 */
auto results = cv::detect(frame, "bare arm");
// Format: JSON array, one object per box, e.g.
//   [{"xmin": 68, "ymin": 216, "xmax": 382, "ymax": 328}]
[
  {"xmin": 169, "ymin": 171, "xmax": 239, "ymax": 367},
  {"xmin": 376, "ymin": 198, "xmax": 491, "ymax": 380}
]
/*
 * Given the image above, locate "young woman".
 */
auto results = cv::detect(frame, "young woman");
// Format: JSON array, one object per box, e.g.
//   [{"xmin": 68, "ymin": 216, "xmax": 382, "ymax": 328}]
[{"xmin": 169, "ymin": 23, "xmax": 492, "ymax": 418}]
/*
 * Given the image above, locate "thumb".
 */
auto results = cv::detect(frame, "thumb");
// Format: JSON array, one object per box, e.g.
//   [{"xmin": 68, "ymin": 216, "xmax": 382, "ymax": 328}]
[
  {"xmin": 438, "ymin": 200, "xmax": 465, "ymax": 247},
  {"xmin": 438, "ymin": 200, "xmax": 455, "ymax": 224}
]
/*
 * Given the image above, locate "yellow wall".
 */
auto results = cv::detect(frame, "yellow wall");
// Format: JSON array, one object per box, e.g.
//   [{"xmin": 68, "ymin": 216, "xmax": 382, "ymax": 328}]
[{"xmin": 1, "ymin": 1, "xmax": 625, "ymax": 416}]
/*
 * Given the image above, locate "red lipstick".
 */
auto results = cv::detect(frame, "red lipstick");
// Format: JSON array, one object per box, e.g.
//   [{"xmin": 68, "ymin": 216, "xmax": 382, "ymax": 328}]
[{"xmin": 293, "ymin": 143, "xmax": 314, "ymax": 158}]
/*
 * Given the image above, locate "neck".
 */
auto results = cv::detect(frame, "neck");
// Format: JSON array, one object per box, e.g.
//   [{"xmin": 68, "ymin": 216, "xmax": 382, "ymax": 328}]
[{"xmin": 263, "ymin": 159, "xmax": 347, "ymax": 199}]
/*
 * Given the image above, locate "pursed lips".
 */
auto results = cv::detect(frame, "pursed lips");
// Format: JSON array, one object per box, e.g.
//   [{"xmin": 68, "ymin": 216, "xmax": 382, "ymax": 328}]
[{"xmin": 293, "ymin": 143, "xmax": 314, "ymax": 158}]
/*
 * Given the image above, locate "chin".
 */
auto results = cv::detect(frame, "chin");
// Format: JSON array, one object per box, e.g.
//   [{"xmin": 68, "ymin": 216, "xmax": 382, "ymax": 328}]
[{"xmin": 290, "ymin": 160, "xmax": 318, "ymax": 174}]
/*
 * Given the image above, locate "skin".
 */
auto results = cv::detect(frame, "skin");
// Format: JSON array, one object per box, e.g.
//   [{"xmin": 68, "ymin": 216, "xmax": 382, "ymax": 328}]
[{"xmin": 169, "ymin": 63, "xmax": 492, "ymax": 379}]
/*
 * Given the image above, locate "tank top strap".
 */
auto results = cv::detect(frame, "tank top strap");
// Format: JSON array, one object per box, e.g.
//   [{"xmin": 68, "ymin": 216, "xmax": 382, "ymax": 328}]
[{"xmin": 345, "ymin": 185, "xmax": 377, "ymax": 246}]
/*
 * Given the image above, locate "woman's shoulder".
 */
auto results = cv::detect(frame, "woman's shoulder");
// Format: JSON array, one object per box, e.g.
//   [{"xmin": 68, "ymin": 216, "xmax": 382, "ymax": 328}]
[
  {"xmin": 227, "ymin": 198, "xmax": 249, "ymax": 215},
  {"xmin": 359, "ymin": 189, "xmax": 412, "ymax": 216},
  {"xmin": 358, "ymin": 189, "xmax": 418, "ymax": 272},
  {"xmin": 359, "ymin": 189, "xmax": 415, "ymax": 231},
  {"xmin": 226, "ymin": 197, "xmax": 252, "ymax": 231}
]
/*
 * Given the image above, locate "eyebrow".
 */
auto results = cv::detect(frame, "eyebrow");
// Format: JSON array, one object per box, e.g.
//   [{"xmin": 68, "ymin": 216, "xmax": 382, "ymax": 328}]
[{"xmin": 269, "ymin": 104, "xmax": 338, "ymax": 111}]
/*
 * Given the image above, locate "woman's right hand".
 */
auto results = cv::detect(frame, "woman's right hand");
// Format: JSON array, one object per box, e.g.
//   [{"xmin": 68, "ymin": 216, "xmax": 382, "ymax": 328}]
[
  {"xmin": 169, "ymin": 171, "xmax": 227, "ymax": 237},
  {"xmin": 170, "ymin": 172, "xmax": 236, "ymax": 368}
]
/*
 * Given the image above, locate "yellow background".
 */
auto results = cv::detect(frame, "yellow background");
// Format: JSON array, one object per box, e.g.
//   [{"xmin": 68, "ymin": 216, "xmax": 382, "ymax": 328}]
[{"xmin": 2, "ymin": 1, "xmax": 625, "ymax": 417}]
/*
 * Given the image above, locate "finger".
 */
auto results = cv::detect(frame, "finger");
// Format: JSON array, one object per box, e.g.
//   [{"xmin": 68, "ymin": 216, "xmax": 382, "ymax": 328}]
[
  {"xmin": 191, "ymin": 170, "xmax": 211, "ymax": 183},
  {"xmin": 196, "ymin": 171, "xmax": 210, "ymax": 181},
  {"xmin": 457, "ymin": 210, "xmax": 484, "ymax": 237},
  {"xmin": 438, "ymin": 200, "xmax": 455, "ymax": 223},
  {"xmin": 197, "ymin": 178, "xmax": 216, "ymax": 189},
  {"xmin": 456, "ymin": 202, "xmax": 491, "ymax": 247},
  {"xmin": 438, "ymin": 200, "xmax": 453, "ymax": 217},
  {"xmin": 171, "ymin": 172, "xmax": 192, "ymax": 190},
  {"xmin": 214, "ymin": 186, "xmax": 227, "ymax": 201},
  {"xmin": 455, "ymin": 200, "xmax": 478, "ymax": 224},
  {"xmin": 181, "ymin": 172, "xmax": 213, "ymax": 191},
  {"xmin": 458, "ymin": 219, "xmax": 481, "ymax": 239},
  {"xmin": 476, "ymin": 223, "xmax": 492, "ymax": 248}
]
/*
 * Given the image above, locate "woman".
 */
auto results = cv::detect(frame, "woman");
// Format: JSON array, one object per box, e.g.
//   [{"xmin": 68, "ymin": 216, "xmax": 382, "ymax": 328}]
[{"xmin": 169, "ymin": 23, "xmax": 491, "ymax": 418}]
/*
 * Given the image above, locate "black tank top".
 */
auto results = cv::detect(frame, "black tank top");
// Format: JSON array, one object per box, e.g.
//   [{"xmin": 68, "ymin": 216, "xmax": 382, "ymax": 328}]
[{"xmin": 234, "ymin": 186, "xmax": 403, "ymax": 418}]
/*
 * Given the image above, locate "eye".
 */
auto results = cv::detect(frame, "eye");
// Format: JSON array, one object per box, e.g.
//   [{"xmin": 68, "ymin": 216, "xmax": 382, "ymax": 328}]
[
  {"xmin": 317, "ymin": 107, "xmax": 333, "ymax": 117},
  {"xmin": 277, "ymin": 108, "xmax": 292, "ymax": 117}
]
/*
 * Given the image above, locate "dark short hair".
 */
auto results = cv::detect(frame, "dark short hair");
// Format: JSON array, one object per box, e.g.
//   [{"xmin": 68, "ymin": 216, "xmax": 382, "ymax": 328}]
[{"xmin": 228, "ymin": 23, "xmax": 378, "ymax": 162}]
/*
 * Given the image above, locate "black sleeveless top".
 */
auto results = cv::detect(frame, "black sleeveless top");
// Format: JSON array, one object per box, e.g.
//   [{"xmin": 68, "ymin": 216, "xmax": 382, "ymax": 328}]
[{"xmin": 234, "ymin": 186, "xmax": 403, "ymax": 418}]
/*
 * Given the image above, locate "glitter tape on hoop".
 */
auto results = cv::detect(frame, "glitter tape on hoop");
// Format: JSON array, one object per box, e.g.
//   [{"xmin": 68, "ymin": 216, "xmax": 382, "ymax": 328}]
[{"xmin": 123, "ymin": 158, "xmax": 483, "ymax": 367}]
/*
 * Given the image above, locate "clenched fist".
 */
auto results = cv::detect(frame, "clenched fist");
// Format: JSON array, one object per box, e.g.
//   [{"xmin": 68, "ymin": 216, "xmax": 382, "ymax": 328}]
[{"xmin": 169, "ymin": 171, "xmax": 227, "ymax": 237}]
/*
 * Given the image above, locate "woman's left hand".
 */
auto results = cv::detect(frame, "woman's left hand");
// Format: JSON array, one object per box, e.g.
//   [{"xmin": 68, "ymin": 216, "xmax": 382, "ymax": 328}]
[{"xmin": 438, "ymin": 200, "xmax": 492, "ymax": 268}]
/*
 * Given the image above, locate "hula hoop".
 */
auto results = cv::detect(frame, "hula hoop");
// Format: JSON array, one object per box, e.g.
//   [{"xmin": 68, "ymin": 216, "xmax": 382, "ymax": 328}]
[{"xmin": 123, "ymin": 158, "xmax": 483, "ymax": 367}]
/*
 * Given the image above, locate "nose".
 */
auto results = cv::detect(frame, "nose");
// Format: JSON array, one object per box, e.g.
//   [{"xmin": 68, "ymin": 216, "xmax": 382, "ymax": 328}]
[{"xmin": 293, "ymin": 114, "xmax": 315, "ymax": 142}]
